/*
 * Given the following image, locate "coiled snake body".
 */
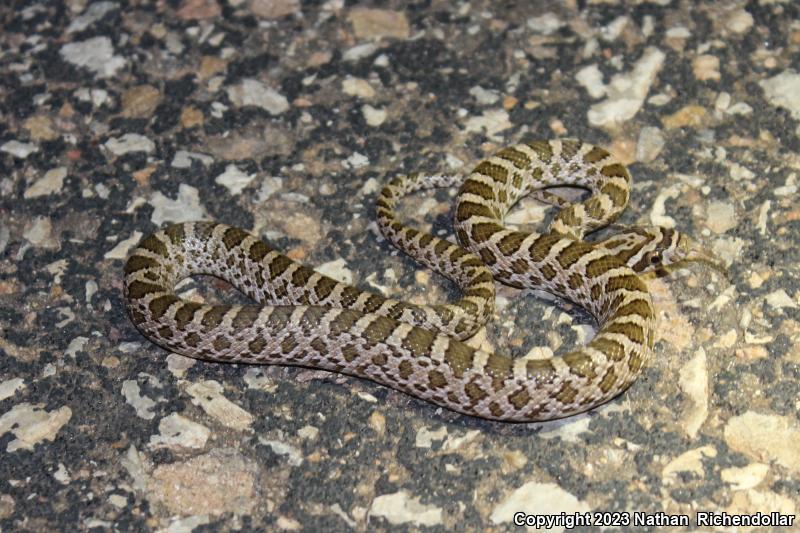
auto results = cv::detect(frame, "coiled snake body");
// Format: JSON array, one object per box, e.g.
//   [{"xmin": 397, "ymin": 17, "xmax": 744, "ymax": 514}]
[{"xmin": 124, "ymin": 139, "xmax": 716, "ymax": 421}]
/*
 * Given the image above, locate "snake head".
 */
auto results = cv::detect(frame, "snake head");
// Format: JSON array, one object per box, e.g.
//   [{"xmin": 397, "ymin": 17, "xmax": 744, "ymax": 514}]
[{"xmin": 640, "ymin": 230, "xmax": 728, "ymax": 279}]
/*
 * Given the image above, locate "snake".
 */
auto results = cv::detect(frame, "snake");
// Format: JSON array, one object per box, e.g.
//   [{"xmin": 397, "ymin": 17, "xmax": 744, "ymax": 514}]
[{"xmin": 124, "ymin": 139, "xmax": 721, "ymax": 422}]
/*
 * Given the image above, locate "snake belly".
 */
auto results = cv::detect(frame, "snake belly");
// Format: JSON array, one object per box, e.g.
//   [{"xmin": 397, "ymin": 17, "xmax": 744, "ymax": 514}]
[{"xmin": 124, "ymin": 139, "xmax": 655, "ymax": 422}]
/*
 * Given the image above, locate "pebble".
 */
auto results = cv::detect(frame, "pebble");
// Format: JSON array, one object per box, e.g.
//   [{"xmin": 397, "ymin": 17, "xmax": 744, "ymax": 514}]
[
  {"xmin": 1, "ymin": 140, "xmax": 38, "ymax": 159},
  {"xmin": 0, "ymin": 379, "xmax": 25, "ymax": 402},
  {"xmin": 121, "ymin": 85, "xmax": 161, "ymax": 118},
  {"xmin": 704, "ymin": 200, "xmax": 736, "ymax": 233},
  {"xmin": 661, "ymin": 104, "xmax": 708, "ymax": 129},
  {"xmin": 0, "ymin": 403, "xmax": 72, "ymax": 452},
  {"xmin": 692, "ymin": 54, "xmax": 720, "ymax": 81},
  {"xmin": 759, "ymin": 70, "xmax": 800, "ymax": 120},
  {"xmin": 121, "ymin": 380, "xmax": 158, "ymax": 420},
  {"xmin": 491, "ymin": 481, "xmax": 589, "ymax": 528},
  {"xmin": 23, "ymin": 115, "xmax": 58, "ymax": 141},
  {"xmin": 677, "ymin": 348, "xmax": 708, "ymax": 437},
  {"xmin": 635, "ymin": 126, "xmax": 664, "ymax": 162},
  {"xmin": 587, "ymin": 47, "xmax": 665, "ymax": 127},
  {"xmin": 362, "ymin": 104, "xmax": 386, "ymax": 126},
  {"xmin": 171, "ymin": 150, "xmax": 214, "ymax": 169},
  {"xmin": 249, "ymin": 0, "xmax": 299, "ymax": 19},
  {"xmin": 342, "ymin": 77, "xmax": 375, "ymax": 98},
  {"xmin": 463, "ymin": 108, "xmax": 512, "ymax": 140},
  {"xmin": 765, "ymin": 289, "xmax": 797, "ymax": 310},
  {"xmin": 24, "ymin": 167, "xmax": 67, "ymax": 198},
  {"xmin": 370, "ymin": 491, "xmax": 442, "ymax": 526},
  {"xmin": 726, "ymin": 9, "xmax": 754, "ymax": 34},
  {"xmin": 59, "ymin": 36, "xmax": 126, "ymax": 78},
  {"xmin": 105, "ymin": 133, "xmax": 155, "ymax": 155},
  {"xmin": 23, "ymin": 216, "xmax": 59, "ymax": 249},
  {"xmin": 526, "ymin": 13, "xmax": 564, "ymax": 35},
  {"xmin": 226, "ymin": 78, "xmax": 289, "ymax": 115},
  {"xmin": 186, "ymin": 380, "xmax": 254, "ymax": 431},
  {"xmin": 469, "ymin": 85, "xmax": 500, "ymax": 105},
  {"xmin": 149, "ymin": 413, "xmax": 210, "ymax": 449},
  {"xmin": 721, "ymin": 463, "xmax": 769, "ymax": 490},
  {"xmin": 575, "ymin": 64, "xmax": 606, "ymax": 99},
  {"xmin": 724, "ymin": 411, "xmax": 800, "ymax": 474},
  {"xmin": 149, "ymin": 184, "xmax": 207, "ymax": 225},
  {"xmin": 347, "ymin": 8, "xmax": 409, "ymax": 40},
  {"xmin": 66, "ymin": 1, "xmax": 118, "ymax": 33},
  {"xmin": 215, "ymin": 164, "xmax": 256, "ymax": 195}
]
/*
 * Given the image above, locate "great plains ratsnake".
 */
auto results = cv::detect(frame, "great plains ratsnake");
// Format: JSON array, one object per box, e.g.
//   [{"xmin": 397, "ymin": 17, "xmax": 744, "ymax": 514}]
[{"xmin": 124, "ymin": 139, "xmax": 720, "ymax": 421}]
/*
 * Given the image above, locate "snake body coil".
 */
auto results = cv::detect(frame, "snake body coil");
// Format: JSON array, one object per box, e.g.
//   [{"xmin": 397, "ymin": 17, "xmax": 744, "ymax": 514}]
[{"xmin": 124, "ymin": 139, "xmax": 712, "ymax": 421}]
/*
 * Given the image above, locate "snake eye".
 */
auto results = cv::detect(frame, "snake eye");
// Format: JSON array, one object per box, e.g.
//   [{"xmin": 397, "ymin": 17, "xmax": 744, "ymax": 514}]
[{"xmin": 647, "ymin": 251, "xmax": 662, "ymax": 264}]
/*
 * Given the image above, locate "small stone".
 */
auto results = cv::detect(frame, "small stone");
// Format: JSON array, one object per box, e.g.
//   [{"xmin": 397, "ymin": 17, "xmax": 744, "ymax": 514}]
[
  {"xmin": 362, "ymin": 104, "xmax": 386, "ymax": 126},
  {"xmin": 575, "ymin": 64, "xmax": 606, "ymax": 99},
  {"xmin": 67, "ymin": 1, "xmax": 118, "ymax": 33},
  {"xmin": 122, "ymin": 380, "xmax": 158, "ymax": 420},
  {"xmin": 105, "ymin": 133, "xmax": 155, "ymax": 155},
  {"xmin": 729, "ymin": 162, "xmax": 755, "ymax": 181},
  {"xmin": 1, "ymin": 140, "xmax": 38, "ymax": 159},
  {"xmin": 760, "ymin": 70, "xmax": 800, "ymax": 121},
  {"xmin": 0, "ymin": 379, "xmax": 25, "ymax": 402},
  {"xmin": 198, "ymin": 55, "xmax": 227, "ymax": 79},
  {"xmin": 370, "ymin": 491, "xmax": 442, "ymax": 526},
  {"xmin": 24, "ymin": 167, "xmax": 67, "ymax": 199},
  {"xmin": 705, "ymin": 201, "xmax": 737, "ymax": 234},
  {"xmin": 588, "ymin": 47, "xmax": 665, "ymax": 127},
  {"xmin": 469, "ymin": 86, "xmax": 500, "ymax": 105},
  {"xmin": 735, "ymin": 345, "xmax": 769, "ymax": 361},
  {"xmin": 186, "ymin": 380, "xmax": 254, "ymax": 431},
  {"xmin": 176, "ymin": 0, "xmax": 221, "ymax": 20},
  {"xmin": 23, "ymin": 115, "xmax": 58, "ymax": 141},
  {"xmin": 726, "ymin": 9, "xmax": 754, "ymax": 34},
  {"xmin": 415, "ymin": 426, "xmax": 448, "ymax": 448},
  {"xmin": 343, "ymin": 42, "xmax": 377, "ymax": 62},
  {"xmin": 227, "ymin": 79, "xmax": 289, "ymax": 115},
  {"xmin": 215, "ymin": 164, "xmax": 256, "ymax": 195},
  {"xmin": 463, "ymin": 108, "xmax": 512, "ymax": 139},
  {"xmin": 343, "ymin": 152, "xmax": 369, "ymax": 169},
  {"xmin": 661, "ymin": 105, "xmax": 708, "ymax": 129},
  {"xmin": 663, "ymin": 446, "xmax": 717, "ymax": 482},
  {"xmin": 259, "ymin": 438, "xmax": 303, "ymax": 466},
  {"xmin": 765, "ymin": 289, "xmax": 797, "ymax": 309},
  {"xmin": 121, "ymin": 85, "xmax": 161, "ymax": 118},
  {"xmin": 180, "ymin": 106, "xmax": 204, "ymax": 128},
  {"xmin": 724, "ymin": 411, "xmax": 800, "ymax": 474},
  {"xmin": 693, "ymin": 54, "xmax": 720, "ymax": 81},
  {"xmin": 720, "ymin": 463, "xmax": 769, "ymax": 490},
  {"xmin": 714, "ymin": 329, "xmax": 737, "ymax": 348},
  {"xmin": 491, "ymin": 482, "xmax": 589, "ymax": 526},
  {"xmin": 0, "ymin": 403, "xmax": 72, "ymax": 452},
  {"xmin": 149, "ymin": 184, "xmax": 207, "ymax": 225},
  {"xmin": 368, "ymin": 412, "xmax": 385, "ymax": 434},
  {"xmin": 59, "ymin": 36, "xmax": 126, "ymax": 78},
  {"xmin": 149, "ymin": 413, "xmax": 211, "ymax": 449},
  {"xmin": 348, "ymin": 8, "xmax": 409, "ymax": 40},
  {"xmin": 526, "ymin": 13, "xmax": 564, "ymax": 35},
  {"xmin": 249, "ymin": 0, "xmax": 299, "ymax": 19},
  {"xmin": 341, "ymin": 77, "xmax": 375, "ymax": 98},
  {"xmin": 678, "ymin": 349, "xmax": 708, "ymax": 438},
  {"xmin": 316, "ymin": 258, "xmax": 353, "ymax": 285},
  {"xmin": 635, "ymin": 126, "xmax": 664, "ymax": 163},
  {"xmin": 23, "ymin": 217, "xmax": 59, "ymax": 249}
]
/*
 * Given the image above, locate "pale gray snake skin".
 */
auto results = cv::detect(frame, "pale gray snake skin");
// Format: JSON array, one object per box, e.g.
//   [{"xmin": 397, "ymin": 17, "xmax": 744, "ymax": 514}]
[{"xmin": 124, "ymin": 139, "xmax": 719, "ymax": 421}]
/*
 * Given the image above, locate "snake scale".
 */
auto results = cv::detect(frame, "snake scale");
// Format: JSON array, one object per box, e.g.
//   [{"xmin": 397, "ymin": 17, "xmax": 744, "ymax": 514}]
[{"xmin": 124, "ymin": 139, "xmax": 718, "ymax": 421}]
